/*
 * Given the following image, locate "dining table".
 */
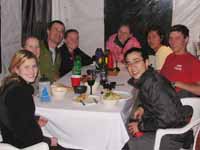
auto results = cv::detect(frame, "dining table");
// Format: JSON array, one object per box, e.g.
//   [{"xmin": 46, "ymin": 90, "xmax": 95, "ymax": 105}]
[{"xmin": 35, "ymin": 63, "xmax": 135, "ymax": 150}]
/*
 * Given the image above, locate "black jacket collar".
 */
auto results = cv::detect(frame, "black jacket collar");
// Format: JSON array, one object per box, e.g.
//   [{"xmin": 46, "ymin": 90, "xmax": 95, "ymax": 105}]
[
  {"xmin": 128, "ymin": 67, "xmax": 154, "ymax": 88},
  {"xmin": 1, "ymin": 75, "xmax": 34, "ymax": 94},
  {"xmin": 114, "ymin": 36, "xmax": 130, "ymax": 48}
]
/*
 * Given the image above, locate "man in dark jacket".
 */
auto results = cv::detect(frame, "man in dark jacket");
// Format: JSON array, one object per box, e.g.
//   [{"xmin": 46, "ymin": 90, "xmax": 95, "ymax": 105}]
[
  {"xmin": 124, "ymin": 48, "xmax": 193, "ymax": 150},
  {"xmin": 59, "ymin": 29, "xmax": 92, "ymax": 76}
]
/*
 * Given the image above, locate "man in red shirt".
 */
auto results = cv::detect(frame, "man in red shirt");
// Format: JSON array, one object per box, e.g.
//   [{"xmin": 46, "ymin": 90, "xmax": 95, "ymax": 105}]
[{"xmin": 160, "ymin": 24, "xmax": 200, "ymax": 97}]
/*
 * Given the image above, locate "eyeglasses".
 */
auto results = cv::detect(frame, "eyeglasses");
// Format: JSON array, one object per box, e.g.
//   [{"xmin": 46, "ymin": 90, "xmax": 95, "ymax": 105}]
[
  {"xmin": 118, "ymin": 30, "xmax": 129, "ymax": 35},
  {"xmin": 125, "ymin": 59, "xmax": 144, "ymax": 67}
]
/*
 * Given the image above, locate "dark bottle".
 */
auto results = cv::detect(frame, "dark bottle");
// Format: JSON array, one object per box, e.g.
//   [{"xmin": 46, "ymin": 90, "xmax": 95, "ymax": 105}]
[
  {"xmin": 100, "ymin": 57, "xmax": 108, "ymax": 85},
  {"xmin": 95, "ymin": 48, "xmax": 104, "ymax": 71}
]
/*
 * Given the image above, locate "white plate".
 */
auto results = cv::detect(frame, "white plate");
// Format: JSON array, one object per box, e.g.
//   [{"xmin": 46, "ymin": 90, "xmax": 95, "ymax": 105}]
[
  {"xmin": 73, "ymin": 95, "xmax": 100, "ymax": 106},
  {"xmin": 103, "ymin": 90, "xmax": 131, "ymax": 101},
  {"xmin": 102, "ymin": 90, "xmax": 131, "ymax": 107}
]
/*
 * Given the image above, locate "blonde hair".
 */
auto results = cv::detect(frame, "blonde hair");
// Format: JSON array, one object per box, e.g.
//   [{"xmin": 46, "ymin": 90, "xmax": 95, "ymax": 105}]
[
  {"xmin": 23, "ymin": 36, "xmax": 39, "ymax": 48},
  {"xmin": 9, "ymin": 49, "xmax": 38, "ymax": 74},
  {"xmin": 0, "ymin": 50, "xmax": 38, "ymax": 91}
]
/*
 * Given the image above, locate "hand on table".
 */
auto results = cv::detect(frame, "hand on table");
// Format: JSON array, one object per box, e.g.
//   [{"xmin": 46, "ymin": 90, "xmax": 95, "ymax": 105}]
[
  {"xmin": 50, "ymin": 137, "xmax": 58, "ymax": 146},
  {"xmin": 38, "ymin": 116, "xmax": 48, "ymax": 127},
  {"xmin": 53, "ymin": 74, "xmax": 60, "ymax": 81}
]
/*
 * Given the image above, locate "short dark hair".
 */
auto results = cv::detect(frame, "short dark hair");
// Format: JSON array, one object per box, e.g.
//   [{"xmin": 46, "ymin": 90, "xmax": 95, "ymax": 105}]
[
  {"xmin": 48, "ymin": 20, "xmax": 65, "ymax": 30},
  {"xmin": 170, "ymin": 24, "xmax": 189, "ymax": 38},
  {"xmin": 118, "ymin": 22, "xmax": 133, "ymax": 34},
  {"xmin": 147, "ymin": 25, "xmax": 166, "ymax": 45},
  {"xmin": 64, "ymin": 29, "xmax": 79, "ymax": 39},
  {"xmin": 124, "ymin": 47, "xmax": 149, "ymax": 62}
]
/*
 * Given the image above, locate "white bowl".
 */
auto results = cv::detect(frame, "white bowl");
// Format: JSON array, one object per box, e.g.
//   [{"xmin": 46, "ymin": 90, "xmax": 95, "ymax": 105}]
[
  {"xmin": 51, "ymin": 85, "xmax": 67, "ymax": 100},
  {"xmin": 102, "ymin": 90, "xmax": 131, "ymax": 107},
  {"xmin": 103, "ymin": 99, "xmax": 118, "ymax": 107}
]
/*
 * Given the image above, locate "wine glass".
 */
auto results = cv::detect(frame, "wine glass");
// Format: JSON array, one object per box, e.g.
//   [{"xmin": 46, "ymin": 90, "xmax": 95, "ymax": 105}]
[
  {"xmin": 115, "ymin": 60, "xmax": 119, "ymax": 71},
  {"xmin": 114, "ymin": 53, "xmax": 120, "ymax": 72},
  {"xmin": 87, "ymin": 69, "xmax": 96, "ymax": 95}
]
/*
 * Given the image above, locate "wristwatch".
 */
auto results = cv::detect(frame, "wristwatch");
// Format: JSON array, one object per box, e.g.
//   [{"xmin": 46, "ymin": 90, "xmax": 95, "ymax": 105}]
[{"xmin": 171, "ymin": 82, "xmax": 176, "ymax": 88}]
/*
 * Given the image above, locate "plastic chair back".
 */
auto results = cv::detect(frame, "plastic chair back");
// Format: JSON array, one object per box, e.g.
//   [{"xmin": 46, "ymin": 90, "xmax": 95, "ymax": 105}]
[
  {"xmin": 181, "ymin": 97, "xmax": 200, "ymax": 133},
  {"xmin": 193, "ymin": 125, "xmax": 200, "ymax": 150},
  {"xmin": 154, "ymin": 97, "xmax": 200, "ymax": 150}
]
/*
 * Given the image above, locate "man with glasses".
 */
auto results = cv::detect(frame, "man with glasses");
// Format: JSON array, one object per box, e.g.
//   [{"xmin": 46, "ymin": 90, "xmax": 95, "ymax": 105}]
[{"xmin": 124, "ymin": 48, "xmax": 193, "ymax": 150}]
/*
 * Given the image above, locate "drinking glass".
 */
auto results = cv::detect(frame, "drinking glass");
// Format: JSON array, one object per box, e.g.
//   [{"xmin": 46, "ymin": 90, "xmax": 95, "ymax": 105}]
[{"xmin": 87, "ymin": 69, "xmax": 96, "ymax": 95}]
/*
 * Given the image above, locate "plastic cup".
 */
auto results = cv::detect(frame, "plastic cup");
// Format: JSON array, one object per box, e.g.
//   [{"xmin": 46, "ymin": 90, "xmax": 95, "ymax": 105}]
[{"xmin": 71, "ymin": 75, "xmax": 81, "ymax": 87}]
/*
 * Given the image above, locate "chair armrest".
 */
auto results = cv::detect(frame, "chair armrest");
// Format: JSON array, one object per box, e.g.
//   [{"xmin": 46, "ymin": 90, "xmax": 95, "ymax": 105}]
[
  {"xmin": 22, "ymin": 142, "xmax": 49, "ymax": 150},
  {"xmin": 0, "ymin": 143, "xmax": 19, "ymax": 150},
  {"xmin": 0, "ymin": 133, "xmax": 2, "ymax": 142},
  {"xmin": 154, "ymin": 119, "xmax": 200, "ymax": 150},
  {"xmin": 0, "ymin": 142, "xmax": 49, "ymax": 150}
]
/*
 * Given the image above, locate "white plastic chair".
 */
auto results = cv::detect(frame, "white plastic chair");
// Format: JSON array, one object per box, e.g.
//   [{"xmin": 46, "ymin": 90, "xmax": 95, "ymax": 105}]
[
  {"xmin": 0, "ymin": 142, "xmax": 49, "ymax": 150},
  {"xmin": 154, "ymin": 97, "xmax": 200, "ymax": 150}
]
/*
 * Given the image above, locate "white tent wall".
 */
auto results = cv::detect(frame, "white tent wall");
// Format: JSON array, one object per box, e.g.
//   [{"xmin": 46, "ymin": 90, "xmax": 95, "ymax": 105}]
[
  {"xmin": 0, "ymin": 0, "xmax": 22, "ymax": 79},
  {"xmin": 52, "ymin": 0, "xmax": 200, "ymax": 57},
  {"xmin": 52, "ymin": 0, "xmax": 104, "ymax": 56},
  {"xmin": 172, "ymin": 0, "xmax": 200, "ymax": 56}
]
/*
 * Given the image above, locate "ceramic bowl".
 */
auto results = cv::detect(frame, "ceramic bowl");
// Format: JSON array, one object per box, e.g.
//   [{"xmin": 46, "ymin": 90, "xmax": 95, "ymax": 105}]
[
  {"xmin": 74, "ymin": 85, "xmax": 87, "ymax": 94},
  {"xmin": 51, "ymin": 85, "xmax": 67, "ymax": 99}
]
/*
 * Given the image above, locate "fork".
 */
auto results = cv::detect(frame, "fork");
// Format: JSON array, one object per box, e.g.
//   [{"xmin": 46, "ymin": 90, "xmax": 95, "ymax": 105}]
[
  {"xmin": 93, "ymin": 98, "xmax": 98, "ymax": 104},
  {"xmin": 80, "ymin": 100, "xmax": 86, "ymax": 106}
]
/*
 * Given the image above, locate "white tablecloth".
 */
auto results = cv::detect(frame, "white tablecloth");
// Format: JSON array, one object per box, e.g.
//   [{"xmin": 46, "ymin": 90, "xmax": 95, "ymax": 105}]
[{"xmin": 35, "ymin": 64, "xmax": 134, "ymax": 150}]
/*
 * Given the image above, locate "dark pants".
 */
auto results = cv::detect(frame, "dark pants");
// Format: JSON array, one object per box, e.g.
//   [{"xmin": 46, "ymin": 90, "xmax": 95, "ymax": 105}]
[
  {"xmin": 128, "ymin": 132, "xmax": 183, "ymax": 150},
  {"xmin": 43, "ymin": 137, "xmax": 82, "ymax": 150}
]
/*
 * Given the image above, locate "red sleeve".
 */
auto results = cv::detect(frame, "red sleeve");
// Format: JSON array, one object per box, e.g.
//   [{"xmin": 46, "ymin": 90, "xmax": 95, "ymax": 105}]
[{"xmin": 191, "ymin": 59, "xmax": 200, "ymax": 82}]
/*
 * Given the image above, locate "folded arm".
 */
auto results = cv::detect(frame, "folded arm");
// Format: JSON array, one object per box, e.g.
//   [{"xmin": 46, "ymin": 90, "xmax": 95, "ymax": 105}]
[{"xmin": 175, "ymin": 81, "xmax": 200, "ymax": 96}]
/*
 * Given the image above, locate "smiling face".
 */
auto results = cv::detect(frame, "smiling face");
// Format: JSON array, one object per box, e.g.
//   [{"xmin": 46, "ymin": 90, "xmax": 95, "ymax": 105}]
[
  {"xmin": 65, "ymin": 31, "xmax": 79, "ymax": 52},
  {"xmin": 24, "ymin": 37, "xmax": 40, "ymax": 58},
  {"xmin": 147, "ymin": 31, "xmax": 162, "ymax": 52},
  {"xmin": 169, "ymin": 31, "xmax": 188, "ymax": 54},
  {"xmin": 125, "ymin": 51, "xmax": 148, "ymax": 79},
  {"xmin": 15, "ymin": 58, "xmax": 38, "ymax": 83},
  {"xmin": 47, "ymin": 23, "xmax": 65, "ymax": 45},
  {"xmin": 117, "ymin": 25, "xmax": 132, "ymax": 44}
]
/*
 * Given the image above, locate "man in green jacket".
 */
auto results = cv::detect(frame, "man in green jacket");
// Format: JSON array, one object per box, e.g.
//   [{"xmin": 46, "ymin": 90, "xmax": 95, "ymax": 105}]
[{"xmin": 39, "ymin": 20, "xmax": 65, "ymax": 82}]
